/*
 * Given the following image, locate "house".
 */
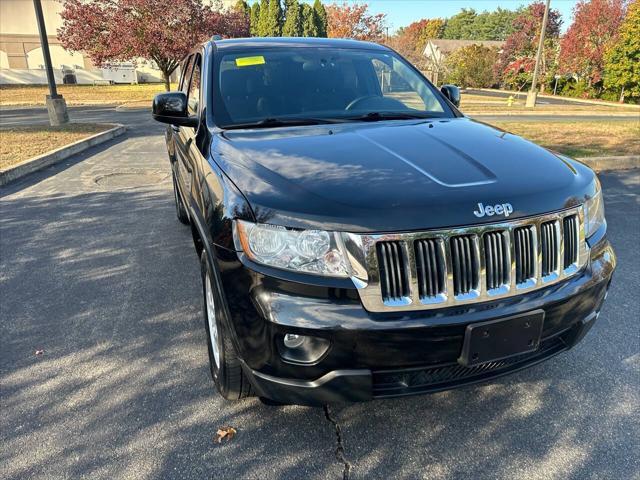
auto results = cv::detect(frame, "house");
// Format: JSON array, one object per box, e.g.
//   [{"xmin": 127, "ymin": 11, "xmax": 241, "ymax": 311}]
[{"xmin": 422, "ymin": 39, "xmax": 505, "ymax": 85}]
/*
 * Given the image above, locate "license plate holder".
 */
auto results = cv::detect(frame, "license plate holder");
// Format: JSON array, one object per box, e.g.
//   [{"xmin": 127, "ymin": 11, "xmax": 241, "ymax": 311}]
[{"xmin": 458, "ymin": 310, "xmax": 545, "ymax": 367}]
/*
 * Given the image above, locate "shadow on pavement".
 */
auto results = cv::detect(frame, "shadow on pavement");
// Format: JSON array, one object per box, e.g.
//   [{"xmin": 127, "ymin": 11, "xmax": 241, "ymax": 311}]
[
  {"xmin": 0, "ymin": 158, "xmax": 637, "ymax": 479},
  {"xmin": 0, "ymin": 188, "xmax": 340, "ymax": 479}
]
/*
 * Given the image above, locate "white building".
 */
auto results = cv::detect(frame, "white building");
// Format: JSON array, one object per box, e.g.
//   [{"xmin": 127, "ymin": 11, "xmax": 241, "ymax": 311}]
[{"xmin": 0, "ymin": 0, "xmax": 233, "ymax": 85}]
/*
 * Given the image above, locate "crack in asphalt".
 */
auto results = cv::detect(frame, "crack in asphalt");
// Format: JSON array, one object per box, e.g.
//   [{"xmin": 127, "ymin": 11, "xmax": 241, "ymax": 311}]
[{"xmin": 323, "ymin": 405, "xmax": 352, "ymax": 480}]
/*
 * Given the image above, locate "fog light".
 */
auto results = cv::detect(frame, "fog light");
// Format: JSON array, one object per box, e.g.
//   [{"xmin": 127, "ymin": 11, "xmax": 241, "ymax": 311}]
[
  {"xmin": 278, "ymin": 334, "xmax": 330, "ymax": 365},
  {"xmin": 284, "ymin": 333, "xmax": 305, "ymax": 349}
]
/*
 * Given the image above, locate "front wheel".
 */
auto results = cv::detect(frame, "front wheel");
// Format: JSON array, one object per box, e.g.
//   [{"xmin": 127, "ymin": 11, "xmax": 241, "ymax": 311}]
[{"xmin": 200, "ymin": 251, "xmax": 252, "ymax": 400}]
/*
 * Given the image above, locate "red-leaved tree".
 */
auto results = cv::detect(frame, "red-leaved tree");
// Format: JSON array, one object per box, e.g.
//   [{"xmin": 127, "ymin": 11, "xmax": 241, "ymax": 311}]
[
  {"xmin": 559, "ymin": 0, "xmax": 627, "ymax": 87},
  {"xmin": 58, "ymin": 0, "xmax": 249, "ymax": 90},
  {"xmin": 326, "ymin": 2, "xmax": 386, "ymax": 42},
  {"xmin": 496, "ymin": 1, "xmax": 562, "ymax": 89},
  {"xmin": 387, "ymin": 18, "xmax": 445, "ymax": 68}
]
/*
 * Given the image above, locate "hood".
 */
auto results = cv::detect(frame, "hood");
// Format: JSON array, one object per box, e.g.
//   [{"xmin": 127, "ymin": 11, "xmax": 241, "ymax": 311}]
[{"xmin": 212, "ymin": 117, "xmax": 595, "ymax": 232}]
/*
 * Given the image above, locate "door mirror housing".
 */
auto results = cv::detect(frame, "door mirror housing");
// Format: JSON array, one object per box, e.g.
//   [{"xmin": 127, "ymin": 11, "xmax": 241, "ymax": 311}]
[
  {"xmin": 440, "ymin": 84, "xmax": 461, "ymax": 108},
  {"xmin": 152, "ymin": 92, "xmax": 198, "ymax": 127}
]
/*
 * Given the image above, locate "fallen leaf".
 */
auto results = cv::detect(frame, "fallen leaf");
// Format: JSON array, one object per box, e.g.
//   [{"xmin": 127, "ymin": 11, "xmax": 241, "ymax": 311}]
[
  {"xmin": 35, "ymin": 350, "xmax": 44, "ymax": 356},
  {"xmin": 215, "ymin": 426, "xmax": 237, "ymax": 443}
]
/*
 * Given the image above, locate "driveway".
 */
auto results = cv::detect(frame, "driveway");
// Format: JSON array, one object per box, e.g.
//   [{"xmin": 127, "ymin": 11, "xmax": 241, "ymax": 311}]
[{"xmin": 1, "ymin": 111, "xmax": 638, "ymax": 480}]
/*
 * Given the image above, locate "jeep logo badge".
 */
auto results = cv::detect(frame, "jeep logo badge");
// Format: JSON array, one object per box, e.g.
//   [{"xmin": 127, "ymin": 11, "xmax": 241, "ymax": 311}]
[{"xmin": 473, "ymin": 202, "xmax": 513, "ymax": 218}]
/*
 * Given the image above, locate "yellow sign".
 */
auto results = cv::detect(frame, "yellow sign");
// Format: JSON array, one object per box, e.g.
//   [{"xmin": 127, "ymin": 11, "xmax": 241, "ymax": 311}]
[{"xmin": 235, "ymin": 56, "xmax": 266, "ymax": 67}]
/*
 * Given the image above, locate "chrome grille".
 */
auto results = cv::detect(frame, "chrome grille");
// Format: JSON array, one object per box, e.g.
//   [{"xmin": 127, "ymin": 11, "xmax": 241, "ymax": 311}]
[
  {"xmin": 541, "ymin": 220, "xmax": 559, "ymax": 276},
  {"xmin": 450, "ymin": 235, "xmax": 479, "ymax": 296},
  {"xmin": 414, "ymin": 238, "xmax": 445, "ymax": 299},
  {"xmin": 343, "ymin": 207, "xmax": 588, "ymax": 313},
  {"xmin": 563, "ymin": 215, "xmax": 578, "ymax": 268},
  {"xmin": 376, "ymin": 241, "xmax": 409, "ymax": 302},
  {"xmin": 514, "ymin": 226, "xmax": 536, "ymax": 284},
  {"xmin": 483, "ymin": 231, "xmax": 509, "ymax": 290}
]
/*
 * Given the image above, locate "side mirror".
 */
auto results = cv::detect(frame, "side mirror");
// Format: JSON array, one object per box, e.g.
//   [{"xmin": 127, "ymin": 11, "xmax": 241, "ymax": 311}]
[
  {"xmin": 152, "ymin": 92, "xmax": 198, "ymax": 127},
  {"xmin": 440, "ymin": 84, "xmax": 461, "ymax": 108}
]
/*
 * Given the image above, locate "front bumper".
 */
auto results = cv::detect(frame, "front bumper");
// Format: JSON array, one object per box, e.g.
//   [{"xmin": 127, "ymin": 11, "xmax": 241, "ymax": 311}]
[
  {"xmin": 217, "ymin": 236, "xmax": 615, "ymax": 406},
  {"xmin": 243, "ymin": 311, "xmax": 598, "ymax": 405}
]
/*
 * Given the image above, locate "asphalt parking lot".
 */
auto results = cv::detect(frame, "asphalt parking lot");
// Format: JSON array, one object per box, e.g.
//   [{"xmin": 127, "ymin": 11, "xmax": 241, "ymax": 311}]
[{"xmin": 1, "ymin": 111, "xmax": 639, "ymax": 480}]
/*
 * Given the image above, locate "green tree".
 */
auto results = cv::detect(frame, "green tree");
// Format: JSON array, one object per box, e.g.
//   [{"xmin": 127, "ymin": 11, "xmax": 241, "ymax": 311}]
[
  {"xmin": 604, "ymin": 0, "xmax": 640, "ymax": 101},
  {"xmin": 282, "ymin": 0, "xmax": 302, "ymax": 36},
  {"xmin": 234, "ymin": 0, "xmax": 250, "ymax": 18},
  {"xmin": 249, "ymin": 1, "xmax": 261, "ymax": 36},
  {"xmin": 301, "ymin": 3, "xmax": 319, "ymax": 36},
  {"xmin": 442, "ymin": 8, "xmax": 477, "ymax": 39},
  {"xmin": 474, "ymin": 7, "xmax": 519, "ymax": 40},
  {"xmin": 445, "ymin": 44, "xmax": 500, "ymax": 87},
  {"xmin": 257, "ymin": 0, "xmax": 270, "ymax": 36},
  {"xmin": 313, "ymin": 0, "xmax": 328, "ymax": 37},
  {"xmin": 441, "ymin": 7, "xmax": 519, "ymax": 41},
  {"xmin": 264, "ymin": 0, "xmax": 282, "ymax": 36}
]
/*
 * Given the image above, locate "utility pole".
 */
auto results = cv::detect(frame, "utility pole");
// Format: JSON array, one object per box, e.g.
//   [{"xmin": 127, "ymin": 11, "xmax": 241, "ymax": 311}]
[
  {"xmin": 526, "ymin": 0, "xmax": 550, "ymax": 108},
  {"xmin": 33, "ymin": 0, "xmax": 69, "ymax": 125}
]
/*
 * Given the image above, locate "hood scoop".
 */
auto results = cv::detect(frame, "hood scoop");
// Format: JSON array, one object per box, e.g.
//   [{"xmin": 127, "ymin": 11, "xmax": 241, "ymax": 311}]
[{"xmin": 355, "ymin": 123, "xmax": 497, "ymax": 188}]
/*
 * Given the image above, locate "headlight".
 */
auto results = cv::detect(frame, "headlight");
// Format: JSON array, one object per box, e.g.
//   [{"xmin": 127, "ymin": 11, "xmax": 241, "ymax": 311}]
[
  {"xmin": 584, "ymin": 179, "xmax": 605, "ymax": 237},
  {"xmin": 234, "ymin": 220, "xmax": 351, "ymax": 277}
]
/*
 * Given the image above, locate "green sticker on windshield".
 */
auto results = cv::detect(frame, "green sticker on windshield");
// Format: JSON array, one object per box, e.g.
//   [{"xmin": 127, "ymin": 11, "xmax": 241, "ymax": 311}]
[{"xmin": 235, "ymin": 56, "xmax": 265, "ymax": 67}]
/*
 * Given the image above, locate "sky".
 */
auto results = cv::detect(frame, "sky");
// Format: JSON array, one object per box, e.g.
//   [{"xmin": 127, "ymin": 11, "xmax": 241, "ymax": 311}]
[
  {"xmin": 289, "ymin": 0, "xmax": 580, "ymax": 34},
  {"xmin": 362, "ymin": 0, "xmax": 578, "ymax": 32}
]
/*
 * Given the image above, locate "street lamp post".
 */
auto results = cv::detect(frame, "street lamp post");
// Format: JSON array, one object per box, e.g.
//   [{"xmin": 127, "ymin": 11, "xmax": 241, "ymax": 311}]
[
  {"xmin": 33, "ymin": 0, "xmax": 69, "ymax": 125},
  {"xmin": 526, "ymin": 0, "xmax": 551, "ymax": 108}
]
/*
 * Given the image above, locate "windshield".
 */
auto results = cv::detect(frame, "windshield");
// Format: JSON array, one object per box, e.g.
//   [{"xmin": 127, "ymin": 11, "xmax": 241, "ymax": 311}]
[{"xmin": 213, "ymin": 47, "xmax": 452, "ymax": 128}]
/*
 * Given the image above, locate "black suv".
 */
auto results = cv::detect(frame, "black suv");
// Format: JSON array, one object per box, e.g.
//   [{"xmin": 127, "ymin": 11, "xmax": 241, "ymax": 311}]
[{"xmin": 152, "ymin": 37, "xmax": 615, "ymax": 406}]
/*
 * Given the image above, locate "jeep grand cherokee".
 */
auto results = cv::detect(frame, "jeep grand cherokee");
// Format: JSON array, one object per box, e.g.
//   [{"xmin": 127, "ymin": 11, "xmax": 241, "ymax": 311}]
[{"xmin": 152, "ymin": 38, "xmax": 616, "ymax": 406}]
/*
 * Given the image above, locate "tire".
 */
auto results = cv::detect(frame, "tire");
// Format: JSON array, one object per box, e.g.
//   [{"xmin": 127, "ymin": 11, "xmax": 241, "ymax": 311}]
[
  {"xmin": 172, "ymin": 172, "xmax": 189, "ymax": 225},
  {"xmin": 200, "ymin": 250, "xmax": 253, "ymax": 400}
]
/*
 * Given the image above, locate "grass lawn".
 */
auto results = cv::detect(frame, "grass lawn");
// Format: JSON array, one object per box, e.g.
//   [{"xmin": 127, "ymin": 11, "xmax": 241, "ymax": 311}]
[
  {"xmin": 0, "ymin": 123, "xmax": 112, "ymax": 170},
  {"xmin": 490, "ymin": 120, "xmax": 640, "ymax": 158},
  {"xmin": 0, "ymin": 84, "xmax": 176, "ymax": 107}
]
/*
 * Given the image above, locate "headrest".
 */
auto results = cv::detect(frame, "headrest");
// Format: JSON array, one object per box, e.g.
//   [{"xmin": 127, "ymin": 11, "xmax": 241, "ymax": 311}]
[{"xmin": 221, "ymin": 69, "xmax": 251, "ymax": 97}]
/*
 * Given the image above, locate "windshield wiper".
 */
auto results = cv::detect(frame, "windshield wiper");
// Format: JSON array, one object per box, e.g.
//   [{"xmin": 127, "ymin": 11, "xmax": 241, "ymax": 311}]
[
  {"xmin": 341, "ymin": 111, "xmax": 435, "ymax": 122},
  {"xmin": 223, "ymin": 117, "xmax": 339, "ymax": 130}
]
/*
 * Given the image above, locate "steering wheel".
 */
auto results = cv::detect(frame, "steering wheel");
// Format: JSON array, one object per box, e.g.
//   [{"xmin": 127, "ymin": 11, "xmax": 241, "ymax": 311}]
[
  {"xmin": 345, "ymin": 95, "xmax": 409, "ymax": 112},
  {"xmin": 345, "ymin": 95, "xmax": 381, "ymax": 111}
]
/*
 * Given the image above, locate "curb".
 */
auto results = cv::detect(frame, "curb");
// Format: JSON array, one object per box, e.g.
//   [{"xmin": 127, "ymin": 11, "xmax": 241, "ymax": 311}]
[
  {"xmin": 577, "ymin": 155, "xmax": 639, "ymax": 172},
  {"xmin": 0, "ymin": 124, "xmax": 126, "ymax": 187},
  {"xmin": 473, "ymin": 88, "xmax": 640, "ymax": 110},
  {"xmin": 1, "ymin": 103, "xmax": 119, "ymax": 111}
]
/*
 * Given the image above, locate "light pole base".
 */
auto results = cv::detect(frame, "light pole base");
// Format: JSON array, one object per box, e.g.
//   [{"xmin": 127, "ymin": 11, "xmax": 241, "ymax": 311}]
[
  {"xmin": 525, "ymin": 90, "xmax": 538, "ymax": 108},
  {"xmin": 46, "ymin": 95, "xmax": 69, "ymax": 126}
]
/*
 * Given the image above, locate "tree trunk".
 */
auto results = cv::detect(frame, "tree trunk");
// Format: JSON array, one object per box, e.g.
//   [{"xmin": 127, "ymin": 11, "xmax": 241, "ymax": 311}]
[
  {"xmin": 619, "ymin": 87, "xmax": 625, "ymax": 103},
  {"xmin": 162, "ymin": 70, "xmax": 171, "ymax": 91}
]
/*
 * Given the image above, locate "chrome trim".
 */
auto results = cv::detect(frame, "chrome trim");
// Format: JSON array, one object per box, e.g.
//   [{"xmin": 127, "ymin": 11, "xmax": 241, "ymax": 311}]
[{"xmin": 342, "ymin": 207, "xmax": 588, "ymax": 313}]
